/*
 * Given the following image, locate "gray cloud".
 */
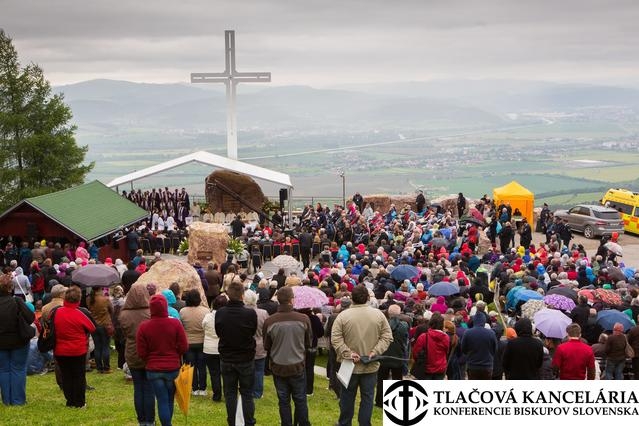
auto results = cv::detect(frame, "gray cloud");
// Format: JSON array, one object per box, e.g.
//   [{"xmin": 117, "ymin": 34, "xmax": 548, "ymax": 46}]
[{"xmin": 3, "ymin": 0, "xmax": 639, "ymax": 86}]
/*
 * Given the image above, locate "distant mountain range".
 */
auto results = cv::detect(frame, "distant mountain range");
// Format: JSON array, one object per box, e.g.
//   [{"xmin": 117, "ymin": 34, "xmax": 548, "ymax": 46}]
[{"xmin": 55, "ymin": 78, "xmax": 639, "ymax": 134}]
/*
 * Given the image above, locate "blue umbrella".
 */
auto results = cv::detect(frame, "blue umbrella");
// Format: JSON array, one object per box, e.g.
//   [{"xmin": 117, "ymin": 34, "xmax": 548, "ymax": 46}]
[
  {"xmin": 506, "ymin": 287, "xmax": 543, "ymax": 310},
  {"xmin": 596, "ymin": 309, "xmax": 635, "ymax": 331},
  {"xmin": 390, "ymin": 265, "xmax": 419, "ymax": 282},
  {"xmin": 428, "ymin": 281, "xmax": 460, "ymax": 297}
]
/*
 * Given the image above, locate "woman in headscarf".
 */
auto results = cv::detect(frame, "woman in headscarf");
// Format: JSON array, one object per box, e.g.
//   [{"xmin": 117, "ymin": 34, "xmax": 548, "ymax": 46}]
[
  {"xmin": 0, "ymin": 273, "xmax": 35, "ymax": 405},
  {"xmin": 119, "ymin": 285, "xmax": 155, "ymax": 425}
]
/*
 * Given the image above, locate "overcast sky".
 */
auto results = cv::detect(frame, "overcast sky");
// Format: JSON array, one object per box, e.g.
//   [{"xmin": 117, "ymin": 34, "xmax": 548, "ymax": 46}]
[{"xmin": 3, "ymin": 0, "xmax": 639, "ymax": 87}]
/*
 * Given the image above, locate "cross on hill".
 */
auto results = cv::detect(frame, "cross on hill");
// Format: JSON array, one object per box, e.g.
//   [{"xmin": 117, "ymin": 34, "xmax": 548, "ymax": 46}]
[{"xmin": 191, "ymin": 30, "xmax": 271, "ymax": 160}]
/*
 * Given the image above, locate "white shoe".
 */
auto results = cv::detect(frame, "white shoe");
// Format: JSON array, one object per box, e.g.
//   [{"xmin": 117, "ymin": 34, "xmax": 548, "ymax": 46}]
[
  {"xmin": 192, "ymin": 391, "xmax": 198, "ymax": 396},
  {"xmin": 199, "ymin": 390, "xmax": 207, "ymax": 396}
]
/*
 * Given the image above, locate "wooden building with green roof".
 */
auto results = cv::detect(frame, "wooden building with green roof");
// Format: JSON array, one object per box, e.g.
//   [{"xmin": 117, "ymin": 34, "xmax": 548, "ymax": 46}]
[{"xmin": 0, "ymin": 180, "xmax": 148, "ymax": 246}]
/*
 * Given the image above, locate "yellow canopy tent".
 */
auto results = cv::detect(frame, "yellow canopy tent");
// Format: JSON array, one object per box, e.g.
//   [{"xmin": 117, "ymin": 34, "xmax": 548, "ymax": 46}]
[{"xmin": 492, "ymin": 181, "xmax": 534, "ymax": 225}]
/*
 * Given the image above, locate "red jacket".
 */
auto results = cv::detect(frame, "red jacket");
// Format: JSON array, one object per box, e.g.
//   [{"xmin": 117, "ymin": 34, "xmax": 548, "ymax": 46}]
[
  {"xmin": 413, "ymin": 328, "xmax": 450, "ymax": 374},
  {"xmin": 136, "ymin": 294, "xmax": 188, "ymax": 372},
  {"xmin": 54, "ymin": 300, "xmax": 96, "ymax": 356}
]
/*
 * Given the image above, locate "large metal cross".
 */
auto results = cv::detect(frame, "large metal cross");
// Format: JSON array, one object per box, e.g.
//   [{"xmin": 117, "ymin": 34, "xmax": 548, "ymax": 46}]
[{"xmin": 191, "ymin": 30, "xmax": 271, "ymax": 160}]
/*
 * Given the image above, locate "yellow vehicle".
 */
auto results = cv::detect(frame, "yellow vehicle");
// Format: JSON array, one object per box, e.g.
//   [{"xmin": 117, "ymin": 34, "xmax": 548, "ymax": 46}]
[{"xmin": 601, "ymin": 188, "xmax": 639, "ymax": 235}]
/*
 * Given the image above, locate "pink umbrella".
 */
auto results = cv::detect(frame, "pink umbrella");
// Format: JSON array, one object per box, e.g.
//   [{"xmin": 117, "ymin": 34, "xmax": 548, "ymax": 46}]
[{"xmin": 291, "ymin": 286, "xmax": 329, "ymax": 309}]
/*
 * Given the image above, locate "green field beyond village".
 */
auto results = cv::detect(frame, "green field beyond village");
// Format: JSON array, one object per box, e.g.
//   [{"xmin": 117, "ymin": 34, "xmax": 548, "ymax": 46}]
[{"xmin": 83, "ymin": 119, "xmax": 639, "ymax": 209}]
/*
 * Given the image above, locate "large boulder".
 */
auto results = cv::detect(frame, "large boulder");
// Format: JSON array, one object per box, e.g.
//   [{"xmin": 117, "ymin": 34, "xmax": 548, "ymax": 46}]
[
  {"xmin": 187, "ymin": 222, "xmax": 229, "ymax": 266},
  {"xmin": 133, "ymin": 259, "xmax": 207, "ymax": 307},
  {"xmin": 205, "ymin": 170, "xmax": 267, "ymax": 213},
  {"xmin": 363, "ymin": 194, "xmax": 417, "ymax": 214}
]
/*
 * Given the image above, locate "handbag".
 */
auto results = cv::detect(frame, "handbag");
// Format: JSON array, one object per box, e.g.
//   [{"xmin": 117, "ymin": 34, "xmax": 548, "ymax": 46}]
[
  {"xmin": 15, "ymin": 299, "xmax": 36, "ymax": 342},
  {"xmin": 14, "ymin": 279, "xmax": 33, "ymax": 303},
  {"xmin": 410, "ymin": 330, "xmax": 429, "ymax": 380},
  {"xmin": 625, "ymin": 337, "xmax": 635, "ymax": 359}
]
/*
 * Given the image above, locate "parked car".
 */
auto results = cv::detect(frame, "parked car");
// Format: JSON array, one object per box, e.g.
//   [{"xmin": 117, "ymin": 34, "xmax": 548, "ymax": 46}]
[{"xmin": 553, "ymin": 204, "xmax": 624, "ymax": 239}]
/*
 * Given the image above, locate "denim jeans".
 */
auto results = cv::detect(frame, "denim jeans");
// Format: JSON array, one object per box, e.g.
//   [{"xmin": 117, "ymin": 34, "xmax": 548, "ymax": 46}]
[
  {"xmin": 253, "ymin": 358, "xmax": 266, "ymax": 398},
  {"xmin": 338, "ymin": 372, "xmax": 377, "ymax": 426},
  {"xmin": 273, "ymin": 373, "xmax": 310, "ymax": 426},
  {"xmin": 92, "ymin": 326, "xmax": 111, "ymax": 372},
  {"xmin": 221, "ymin": 360, "xmax": 255, "ymax": 426},
  {"xmin": 0, "ymin": 344, "xmax": 29, "ymax": 405},
  {"xmin": 205, "ymin": 354, "xmax": 222, "ymax": 401},
  {"xmin": 185, "ymin": 345, "xmax": 207, "ymax": 391},
  {"xmin": 147, "ymin": 370, "xmax": 179, "ymax": 426},
  {"xmin": 605, "ymin": 359, "xmax": 626, "ymax": 380},
  {"xmin": 130, "ymin": 368, "xmax": 155, "ymax": 425}
]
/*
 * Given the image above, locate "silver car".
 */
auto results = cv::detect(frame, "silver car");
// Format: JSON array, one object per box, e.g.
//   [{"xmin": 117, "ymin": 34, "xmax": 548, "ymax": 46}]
[{"xmin": 553, "ymin": 204, "xmax": 624, "ymax": 239}]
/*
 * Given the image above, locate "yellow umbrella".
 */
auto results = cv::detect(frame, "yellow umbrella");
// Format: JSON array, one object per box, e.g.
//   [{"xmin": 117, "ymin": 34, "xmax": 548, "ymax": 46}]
[{"xmin": 174, "ymin": 364, "xmax": 194, "ymax": 419}]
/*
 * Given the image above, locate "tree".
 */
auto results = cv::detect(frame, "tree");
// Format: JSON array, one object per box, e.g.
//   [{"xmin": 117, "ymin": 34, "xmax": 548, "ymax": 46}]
[{"xmin": 0, "ymin": 30, "xmax": 93, "ymax": 210}]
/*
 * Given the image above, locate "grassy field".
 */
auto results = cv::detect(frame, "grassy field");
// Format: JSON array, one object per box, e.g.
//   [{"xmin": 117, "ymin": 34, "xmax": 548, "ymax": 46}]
[{"xmin": 0, "ymin": 363, "xmax": 380, "ymax": 426}]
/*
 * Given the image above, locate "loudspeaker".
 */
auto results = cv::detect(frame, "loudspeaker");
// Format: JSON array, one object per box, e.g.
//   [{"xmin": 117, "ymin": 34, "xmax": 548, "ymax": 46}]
[{"xmin": 279, "ymin": 188, "xmax": 288, "ymax": 203}]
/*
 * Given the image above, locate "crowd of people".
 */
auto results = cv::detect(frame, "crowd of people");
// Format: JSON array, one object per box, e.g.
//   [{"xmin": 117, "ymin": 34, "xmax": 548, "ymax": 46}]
[{"xmin": 2, "ymin": 189, "xmax": 639, "ymax": 426}]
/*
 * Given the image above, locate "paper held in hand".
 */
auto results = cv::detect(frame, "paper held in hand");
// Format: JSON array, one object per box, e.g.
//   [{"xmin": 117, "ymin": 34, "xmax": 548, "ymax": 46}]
[{"xmin": 337, "ymin": 359, "xmax": 355, "ymax": 388}]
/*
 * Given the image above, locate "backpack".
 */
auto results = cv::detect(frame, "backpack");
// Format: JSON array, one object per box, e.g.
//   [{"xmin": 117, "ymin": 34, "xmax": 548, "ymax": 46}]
[{"xmin": 38, "ymin": 306, "xmax": 60, "ymax": 353}]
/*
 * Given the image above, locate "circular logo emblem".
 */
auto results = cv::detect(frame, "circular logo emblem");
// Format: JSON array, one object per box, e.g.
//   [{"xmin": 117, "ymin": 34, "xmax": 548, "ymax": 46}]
[{"xmin": 383, "ymin": 380, "xmax": 429, "ymax": 426}]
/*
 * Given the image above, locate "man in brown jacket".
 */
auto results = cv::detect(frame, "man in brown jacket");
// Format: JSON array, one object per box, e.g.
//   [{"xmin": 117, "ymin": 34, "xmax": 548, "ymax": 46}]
[
  {"xmin": 605, "ymin": 322, "xmax": 629, "ymax": 380},
  {"xmin": 263, "ymin": 287, "xmax": 311, "ymax": 426}
]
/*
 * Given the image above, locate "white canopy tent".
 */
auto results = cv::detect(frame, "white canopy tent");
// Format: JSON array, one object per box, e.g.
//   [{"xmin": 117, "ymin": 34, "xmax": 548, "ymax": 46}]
[{"xmin": 105, "ymin": 150, "xmax": 293, "ymax": 225}]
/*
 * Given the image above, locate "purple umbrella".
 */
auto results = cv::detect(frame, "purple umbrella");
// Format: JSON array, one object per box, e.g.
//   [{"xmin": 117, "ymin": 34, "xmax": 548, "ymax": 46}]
[
  {"xmin": 544, "ymin": 294, "xmax": 576, "ymax": 312},
  {"xmin": 534, "ymin": 309, "xmax": 572, "ymax": 339}
]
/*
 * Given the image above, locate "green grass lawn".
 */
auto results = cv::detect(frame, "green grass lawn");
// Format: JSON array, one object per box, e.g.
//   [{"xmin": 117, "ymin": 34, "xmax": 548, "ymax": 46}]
[{"xmin": 0, "ymin": 364, "xmax": 382, "ymax": 425}]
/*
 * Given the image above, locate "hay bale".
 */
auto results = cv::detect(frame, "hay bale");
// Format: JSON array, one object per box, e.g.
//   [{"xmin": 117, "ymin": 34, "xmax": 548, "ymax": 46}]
[
  {"xmin": 134, "ymin": 259, "xmax": 207, "ymax": 307},
  {"xmin": 205, "ymin": 170, "xmax": 267, "ymax": 213},
  {"xmin": 188, "ymin": 222, "xmax": 229, "ymax": 266}
]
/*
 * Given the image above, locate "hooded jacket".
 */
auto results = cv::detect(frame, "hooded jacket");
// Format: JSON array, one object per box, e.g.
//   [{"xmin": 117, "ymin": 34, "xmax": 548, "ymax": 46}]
[
  {"xmin": 431, "ymin": 296, "xmax": 448, "ymax": 314},
  {"xmin": 161, "ymin": 289, "xmax": 181, "ymax": 320},
  {"xmin": 12, "ymin": 267, "xmax": 31, "ymax": 296},
  {"xmin": 414, "ymin": 327, "xmax": 450, "ymax": 375},
  {"xmin": 502, "ymin": 318, "xmax": 544, "ymax": 379},
  {"xmin": 119, "ymin": 285, "xmax": 150, "ymax": 370},
  {"xmin": 136, "ymin": 294, "xmax": 188, "ymax": 372},
  {"xmin": 460, "ymin": 314, "xmax": 497, "ymax": 370}
]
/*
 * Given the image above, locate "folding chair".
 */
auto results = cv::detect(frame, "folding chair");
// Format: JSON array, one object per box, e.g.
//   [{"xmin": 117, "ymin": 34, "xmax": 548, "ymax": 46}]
[
  {"xmin": 312, "ymin": 242, "xmax": 321, "ymax": 258},
  {"xmin": 291, "ymin": 243, "xmax": 300, "ymax": 260},
  {"xmin": 140, "ymin": 238, "xmax": 151, "ymax": 255},
  {"xmin": 262, "ymin": 244, "xmax": 273, "ymax": 261},
  {"xmin": 273, "ymin": 244, "xmax": 281, "ymax": 258}
]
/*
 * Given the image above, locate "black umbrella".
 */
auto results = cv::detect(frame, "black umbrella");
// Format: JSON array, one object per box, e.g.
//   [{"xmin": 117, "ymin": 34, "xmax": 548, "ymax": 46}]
[
  {"xmin": 546, "ymin": 286, "xmax": 578, "ymax": 302},
  {"xmin": 71, "ymin": 264, "xmax": 121, "ymax": 288}
]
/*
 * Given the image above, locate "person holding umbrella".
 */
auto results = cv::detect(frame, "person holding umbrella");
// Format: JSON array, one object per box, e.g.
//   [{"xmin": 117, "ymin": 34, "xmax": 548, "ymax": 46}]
[
  {"xmin": 551, "ymin": 323, "xmax": 595, "ymax": 380},
  {"xmin": 87, "ymin": 287, "xmax": 114, "ymax": 374}
]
